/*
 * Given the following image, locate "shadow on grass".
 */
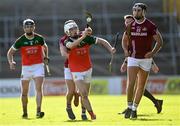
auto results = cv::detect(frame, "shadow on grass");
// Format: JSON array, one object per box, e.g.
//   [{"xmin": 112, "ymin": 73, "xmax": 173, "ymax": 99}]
[
  {"xmin": 135, "ymin": 118, "xmax": 172, "ymax": 121},
  {"xmin": 118, "ymin": 113, "xmax": 172, "ymax": 122},
  {"xmin": 64, "ymin": 119, "xmax": 92, "ymax": 122},
  {"xmin": 22, "ymin": 117, "xmax": 45, "ymax": 120},
  {"xmin": 138, "ymin": 114, "xmax": 154, "ymax": 117},
  {"xmin": 22, "ymin": 118, "xmax": 34, "ymax": 120}
]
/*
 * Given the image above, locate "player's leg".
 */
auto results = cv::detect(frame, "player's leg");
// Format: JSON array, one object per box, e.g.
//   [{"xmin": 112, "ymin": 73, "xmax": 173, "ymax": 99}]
[
  {"xmin": 73, "ymin": 68, "xmax": 96, "ymax": 120},
  {"xmin": 66, "ymin": 79, "xmax": 75, "ymax": 108},
  {"xmin": 119, "ymin": 77, "xmax": 137, "ymax": 115},
  {"xmin": 144, "ymin": 89, "xmax": 163, "ymax": 113},
  {"xmin": 124, "ymin": 66, "xmax": 139, "ymax": 118},
  {"xmin": 64, "ymin": 67, "xmax": 78, "ymax": 120},
  {"xmin": 21, "ymin": 79, "xmax": 30, "ymax": 118},
  {"xmin": 131, "ymin": 69, "xmax": 149, "ymax": 119},
  {"xmin": 75, "ymin": 80, "xmax": 96, "ymax": 120},
  {"xmin": 21, "ymin": 66, "xmax": 32, "ymax": 118},
  {"xmin": 73, "ymin": 86, "xmax": 80, "ymax": 107},
  {"xmin": 65, "ymin": 79, "xmax": 76, "ymax": 120},
  {"xmin": 34, "ymin": 76, "xmax": 45, "ymax": 118},
  {"xmin": 32, "ymin": 63, "xmax": 45, "ymax": 118},
  {"xmin": 80, "ymin": 96, "xmax": 88, "ymax": 120},
  {"xmin": 64, "ymin": 68, "xmax": 79, "ymax": 107}
]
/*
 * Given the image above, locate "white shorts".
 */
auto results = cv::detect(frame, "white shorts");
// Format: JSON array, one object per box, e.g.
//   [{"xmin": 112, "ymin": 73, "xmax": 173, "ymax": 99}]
[
  {"xmin": 127, "ymin": 57, "xmax": 152, "ymax": 71},
  {"xmin": 64, "ymin": 68, "xmax": 73, "ymax": 80},
  {"xmin": 21, "ymin": 63, "xmax": 45, "ymax": 80},
  {"xmin": 71, "ymin": 68, "xmax": 92, "ymax": 83}
]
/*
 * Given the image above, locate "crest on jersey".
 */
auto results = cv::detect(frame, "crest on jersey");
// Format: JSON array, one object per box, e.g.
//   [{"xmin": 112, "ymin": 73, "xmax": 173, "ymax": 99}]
[
  {"xmin": 35, "ymin": 40, "xmax": 39, "ymax": 44},
  {"xmin": 142, "ymin": 27, "xmax": 147, "ymax": 31}
]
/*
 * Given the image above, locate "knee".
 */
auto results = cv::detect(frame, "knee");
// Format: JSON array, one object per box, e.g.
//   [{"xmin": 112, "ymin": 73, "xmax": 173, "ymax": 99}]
[
  {"xmin": 66, "ymin": 92, "xmax": 74, "ymax": 96},
  {"xmin": 80, "ymin": 92, "xmax": 88, "ymax": 99},
  {"xmin": 36, "ymin": 87, "xmax": 42, "ymax": 92},
  {"xmin": 67, "ymin": 89, "xmax": 75, "ymax": 94},
  {"xmin": 137, "ymin": 86, "xmax": 145, "ymax": 92},
  {"xmin": 21, "ymin": 94, "xmax": 28, "ymax": 97}
]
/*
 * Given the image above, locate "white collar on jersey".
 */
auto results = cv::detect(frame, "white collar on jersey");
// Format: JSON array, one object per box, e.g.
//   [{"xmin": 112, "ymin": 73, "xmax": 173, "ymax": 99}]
[
  {"xmin": 25, "ymin": 33, "xmax": 34, "ymax": 40},
  {"xmin": 135, "ymin": 17, "xmax": 146, "ymax": 24}
]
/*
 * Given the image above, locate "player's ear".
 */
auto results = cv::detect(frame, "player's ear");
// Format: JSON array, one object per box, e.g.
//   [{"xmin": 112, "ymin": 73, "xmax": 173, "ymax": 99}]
[{"xmin": 142, "ymin": 10, "xmax": 146, "ymax": 17}]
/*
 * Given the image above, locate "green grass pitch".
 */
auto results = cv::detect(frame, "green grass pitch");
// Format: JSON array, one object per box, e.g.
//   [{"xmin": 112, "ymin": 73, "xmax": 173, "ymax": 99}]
[{"xmin": 0, "ymin": 95, "xmax": 180, "ymax": 126}]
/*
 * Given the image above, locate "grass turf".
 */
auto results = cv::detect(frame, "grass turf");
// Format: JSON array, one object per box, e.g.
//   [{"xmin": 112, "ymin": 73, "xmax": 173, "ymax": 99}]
[{"xmin": 0, "ymin": 95, "xmax": 180, "ymax": 126}]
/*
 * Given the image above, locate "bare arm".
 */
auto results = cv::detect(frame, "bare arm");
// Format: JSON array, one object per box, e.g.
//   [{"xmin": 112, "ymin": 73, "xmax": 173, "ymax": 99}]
[
  {"xmin": 66, "ymin": 28, "xmax": 92, "ymax": 49},
  {"xmin": 152, "ymin": 30, "xmax": 163, "ymax": 55},
  {"xmin": 43, "ymin": 43, "xmax": 49, "ymax": 58},
  {"xmin": 145, "ymin": 30, "xmax": 163, "ymax": 58},
  {"xmin": 96, "ymin": 38, "xmax": 115, "ymax": 54},
  {"xmin": 66, "ymin": 35, "xmax": 86, "ymax": 49},
  {"xmin": 43, "ymin": 43, "xmax": 50, "ymax": 65},
  {"xmin": 7, "ymin": 47, "xmax": 16, "ymax": 70},
  {"xmin": 122, "ymin": 32, "xmax": 129, "ymax": 57}
]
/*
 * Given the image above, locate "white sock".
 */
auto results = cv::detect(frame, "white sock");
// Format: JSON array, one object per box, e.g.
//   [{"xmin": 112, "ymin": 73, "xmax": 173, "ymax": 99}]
[
  {"xmin": 132, "ymin": 103, "xmax": 138, "ymax": 111},
  {"xmin": 128, "ymin": 101, "xmax": 133, "ymax": 109}
]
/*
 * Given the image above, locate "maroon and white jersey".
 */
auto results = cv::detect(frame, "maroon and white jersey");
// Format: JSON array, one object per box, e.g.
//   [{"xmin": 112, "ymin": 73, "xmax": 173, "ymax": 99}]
[
  {"xmin": 128, "ymin": 18, "xmax": 157, "ymax": 59},
  {"xmin": 59, "ymin": 35, "xmax": 69, "ymax": 68}
]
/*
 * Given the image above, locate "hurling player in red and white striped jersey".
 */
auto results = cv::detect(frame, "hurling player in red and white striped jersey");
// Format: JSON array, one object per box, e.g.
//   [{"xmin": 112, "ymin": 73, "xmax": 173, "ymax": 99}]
[{"xmin": 122, "ymin": 3, "xmax": 163, "ymax": 119}]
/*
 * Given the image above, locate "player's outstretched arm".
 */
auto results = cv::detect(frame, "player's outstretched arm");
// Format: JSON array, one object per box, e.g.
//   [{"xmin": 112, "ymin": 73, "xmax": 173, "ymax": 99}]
[
  {"xmin": 66, "ymin": 28, "xmax": 92, "ymax": 49},
  {"xmin": 96, "ymin": 38, "xmax": 116, "ymax": 54}
]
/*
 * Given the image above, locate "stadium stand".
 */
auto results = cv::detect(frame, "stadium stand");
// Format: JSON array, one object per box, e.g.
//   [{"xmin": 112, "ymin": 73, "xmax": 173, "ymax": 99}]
[{"xmin": 0, "ymin": 0, "xmax": 179, "ymax": 78}]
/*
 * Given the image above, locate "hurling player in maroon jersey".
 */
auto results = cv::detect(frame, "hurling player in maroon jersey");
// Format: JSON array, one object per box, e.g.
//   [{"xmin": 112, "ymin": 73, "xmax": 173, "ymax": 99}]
[
  {"xmin": 122, "ymin": 3, "xmax": 163, "ymax": 119},
  {"xmin": 119, "ymin": 15, "xmax": 163, "ymax": 115}
]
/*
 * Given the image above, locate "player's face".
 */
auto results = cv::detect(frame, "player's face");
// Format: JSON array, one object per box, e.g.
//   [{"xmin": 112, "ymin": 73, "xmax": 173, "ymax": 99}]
[
  {"xmin": 69, "ymin": 27, "xmax": 79, "ymax": 37},
  {"xmin": 125, "ymin": 18, "xmax": 134, "ymax": 26},
  {"xmin": 133, "ymin": 7, "xmax": 144, "ymax": 20},
  {"xmin": 23, "ymin": 25, "xmax": 35, "ymax": 35}
]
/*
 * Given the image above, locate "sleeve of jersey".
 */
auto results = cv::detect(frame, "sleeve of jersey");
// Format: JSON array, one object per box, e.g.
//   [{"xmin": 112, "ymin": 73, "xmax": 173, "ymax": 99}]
[
  {"xmin": 83, "ymin": 36, "xmax": 97, "ymax": 45},
  {"xmin": 64, "ymin": 40, "xmax": 71, "ymax": 49},
  {"xmin": 40, "ymin": 37, "xmax": 45, "ymax": 46},
  {"xmin": 12, "ymin": 40, "xmax": 21, "ymax": 50},
  {"xmin": 150, "ymin": 23, "xmax": 158, "ymax": 36}
]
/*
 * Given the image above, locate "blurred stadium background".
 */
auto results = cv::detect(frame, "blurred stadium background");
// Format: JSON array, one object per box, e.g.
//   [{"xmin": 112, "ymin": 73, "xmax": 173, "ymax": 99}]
[
  {"xmin": 0, "ymin": 0, "xmax": 180, "ymax": 77},
  {"xmin": 0, "ymin": 0, "xmax": 180, "ymax": 125},
  {"xmin": 0, "ymin": 0, "xmax": 180, "ymax": 103}
]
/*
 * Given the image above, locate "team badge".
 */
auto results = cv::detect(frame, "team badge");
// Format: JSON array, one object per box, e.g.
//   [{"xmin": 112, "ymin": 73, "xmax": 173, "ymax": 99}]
[
  {"xmin": 35, "ymin": 40, "xmax": 39, "ymax": 44},
  {"xmin": 142, "ymin": 27, "xmax": 147, "ymax": 31}
]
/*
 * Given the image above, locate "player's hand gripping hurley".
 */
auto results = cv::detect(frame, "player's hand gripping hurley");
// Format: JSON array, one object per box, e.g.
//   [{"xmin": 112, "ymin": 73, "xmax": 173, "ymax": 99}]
[
  {"xmin": 85, "ymin": 11, "xmax": 92, "ymax": 28},
  {"xmin": 44, "ymin": 57, "xmax": 51, "ymax": 76}
]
